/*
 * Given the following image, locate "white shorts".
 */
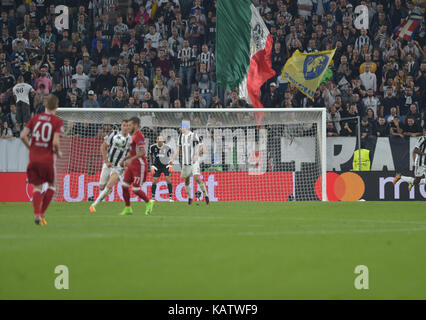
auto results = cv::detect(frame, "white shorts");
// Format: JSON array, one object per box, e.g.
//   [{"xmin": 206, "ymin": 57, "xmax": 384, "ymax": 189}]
[
  {"xmin": 181, "ymin": 162, "xmax": 200, "ymax": 179},
  {"xmin": 99, "ymin": 163, "xmax": 125, "ymax": 186},
  {"xmin": 414, "ymin": 165, "xmax": 426, "ymax": 178}
]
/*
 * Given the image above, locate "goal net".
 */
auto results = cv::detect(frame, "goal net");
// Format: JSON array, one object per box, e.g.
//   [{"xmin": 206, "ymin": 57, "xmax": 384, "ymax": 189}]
[{"xmin": 55, "ymin": 108, "xmax": 327, "ymax": 202}]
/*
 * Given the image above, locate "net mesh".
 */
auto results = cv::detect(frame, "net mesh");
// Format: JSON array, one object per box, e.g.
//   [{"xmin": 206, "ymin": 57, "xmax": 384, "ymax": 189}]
[{"xmin": 55, "ymin": 109, "xmax": 325, "ymax": 202}]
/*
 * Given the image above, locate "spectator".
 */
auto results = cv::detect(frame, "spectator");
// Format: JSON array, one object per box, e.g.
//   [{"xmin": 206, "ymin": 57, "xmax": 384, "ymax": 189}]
[
  {"xmin": 53, "ymin": 83, "xmax": 67, "ymax": 107},
  {"xmin": 83, "ymin": 90, "xmax": 100, "ymax": 108},
  {"xmin": 168, "ymin": 27, "xmax": 184, "ymax": 68},
  {"xmin": 360, "ymin": 116, "xmax": 372, "ymax": 142},
  {"xmin": 327, "ymin": 104, "xmax": 342, "ymax": 134},
  {"xmin": 185, "ymin": 15, "xmax": 201, "ymax": 48},
  {"xmin": 145, "ymin": 24, "xmax": 161, "ymax": 49},
  {"xmin": 189, "ymin": 88, "xmax": 206, "ymax": 108},
  {"xmin": 143, "ymin": 91, "xmax": 159, "ymax": 108},
  {"xmin": 381, "ymin": 86, "xmax": 398, "ymax": 117},
  {"xmin": 154, "ymin": 49, "xmax": 171, "ymax": 78},
  {"xmin": 376, "ymin": 116, "xmax": 390, "ymax": 137},
  {"xmin": 406, "ymin": 104, "xmax": 422, "ymax": 126},
  {"xmin": 195, "ymin": 63, "xmax": 212, "ymax": 107},
  {"xmin": 169, "ymin": 76, "xmax": 186, "ymax": 107},
  {"xmin": 390, "ymin": 117, "xmax": 405, "ymax": 139},
  {"xmin": 211, "ymin": 95, "xmax": 223, "ymax": 108},
  {"xmin": 153, "ymin": 78, "xmax": 169, "ymax": 108},
  {"xmin": 403, "ymin": 116, "xmax": 423, "ymax": 137},
  {"xmin": 326, "ymin": 121, "xmax": 339, "ymax": 137},
  {"xmin": 94, "ymin": 66, "xmax": 113, "ymax": 95},
  {"xmin": 0, "ymin": 66, "xmax": 15, "ymax": 94},
  {"xmin": 178, "ymin": 39, "xmax": 196, "ymax": 94},
  {"xmin": 385, "ymin": 106, "xmax": 403, "ymax": 124},
  {"xmin": 399, "ymin": 87, "xmax": 418, "ymax": 116},
  {"xmin": 262, "ymin": 82, "xmax": 280, "ymax": 108},
  {"xmin": 112, "ymin": 89, "xmax": 127, "ymax": 108},
  {"xmin": 132, "ymin": 79, "xmax": 148, "ymax": 103},
  {"xmin": 0, "ymin": 120, "xmax": 13, "ymax": 138},
  {"xmin": 98, "ymin": 88, "xmax": 114, "ymax": 108},
  {"xmin": 34, "ymin": 65, "xmax": 52, "ymax": 93},
  {"xmin": 360, "ymin": 63, "xmax": 377, "ymax": 92},
  {"xmin": 10, "ymin": 40, "xmax": 28, "ymax": 76},
  {"xmin": 77, "ymin": 52, "xmax": 95, "ymax": 75},
  {"xmin": 127, "ymin": 96, "xmax": 140, "ymax": 108},
  {"xmin": 72, "ymin": 65, "xmax": 90, "ymax": 94},
  {"xmin": 362, "ymin": 88, "xmax": 380, "ymax": 118},
  {"xmin": 111, "ymin": 77, "xmax": 129, "ymax": 99},
  {"xmin": 68, "ymin": 79, "xmax": 84, "ymax": 105},
  {"xmin": 6, "ymin": 103, "xmax": 17, "ymax": 133},
  {"xmin": 65, "ymin": 93, "xmax": 82, "ymax": 108}
]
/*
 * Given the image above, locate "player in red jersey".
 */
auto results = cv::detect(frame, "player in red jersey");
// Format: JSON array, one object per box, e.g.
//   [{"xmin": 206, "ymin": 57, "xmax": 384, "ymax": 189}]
[
  {"xmin": 20, "ymin": 95, "xmax": 64, "ymax": 226},
  {"xmin": 119, "ymin": 116, "xmax": 154, "ymax": 216}
]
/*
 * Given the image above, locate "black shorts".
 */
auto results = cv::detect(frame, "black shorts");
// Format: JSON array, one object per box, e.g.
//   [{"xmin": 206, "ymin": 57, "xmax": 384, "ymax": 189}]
[{"xmin": 153, "ymin": 165, "xmax": 170, "ymax": 177}]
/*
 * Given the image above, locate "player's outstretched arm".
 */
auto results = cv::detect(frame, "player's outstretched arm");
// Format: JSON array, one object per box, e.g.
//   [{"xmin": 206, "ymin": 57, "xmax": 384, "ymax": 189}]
[
  {"xmin": 193, "ymin": 143, "xmax": 205, "ymax": 162},
  {"xmin": 169, "ymin": 146, "xmax": 181, "ymax": 165},
  {"xmin": 123, "ymin": 146, "xmax": 146, "ymax": 167},
  {"xmin": 53, "ymin": 132, "xmax": 62, "ymax": 158},
  {"xmin": 413, "ymin": 147, "xmax": 426, "ymax": 160},
  {"xmin": 20, "ymin": 127, "xmax": 31, "ymax": 149},
  {"xmin": 101, "ymin": 142, "xmax": 112, "ymax": 167}
]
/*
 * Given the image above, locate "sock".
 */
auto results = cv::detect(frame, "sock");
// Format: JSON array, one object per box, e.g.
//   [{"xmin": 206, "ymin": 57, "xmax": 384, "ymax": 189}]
[
  {"xmin": 413, "ymin": 179, "xmax": 426, "ymax": 185},
  {"xmin": 167, "ymin": 183, "xmax": 173, "ymax": 198},
  {"xmin": 401, "ymin": 176, "xmax": 415, "ymax": 184},
  {"xmin": 122, "ymin": 185, "xmax": 131, "ymax": 206},
  {"xmin": 93, "ymin": 187, "xmax": 110, "ymax": 207},
  {"xmin": 152, "ymin": 183, "xmax": 157, "ymax": 199},
  {"xmin": 134, "ymin": 189, "xmax": 149, "ymax": 203},
  {"xmin": 185, "ymin": 184, "xmax": 192, "ymax": 199},
  {"xmin": 41, "ymin": 187, "xmax": 55, "ymax": 214},
  {"xmin": 199, "ymin": 181, "xmax": 207, "ymax": 196},
  {"xmin": 32, "ymin": 190, "xmax": 43, "ymax": 217}
]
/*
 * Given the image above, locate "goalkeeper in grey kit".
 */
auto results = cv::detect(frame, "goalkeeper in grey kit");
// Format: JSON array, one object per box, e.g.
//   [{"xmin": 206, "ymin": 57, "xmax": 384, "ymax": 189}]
[{"xmin": 149, "ymin": 135, "xmax": 174, "ymax": 201}]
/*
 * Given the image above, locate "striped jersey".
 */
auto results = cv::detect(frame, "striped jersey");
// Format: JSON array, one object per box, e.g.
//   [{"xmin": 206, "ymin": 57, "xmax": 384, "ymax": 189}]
[
  {"xmin": 178, "ymin": 131, "xmax": 203, "ymax": 166},
  {"xmin": 414, "ymin": 135, "xmax": 426, "ymax": 167},
  {"xmin": 198, "ymin": 51, "xmax": 215, "ymax": 70},
  {"xmin": 60, "ymin": 65, "xmax": 74, "ymax": 89},
  {"xmin": 177, "ymin": 47, "xmax": 196, "ymax": 68},
  {"xmin": 104, "ymin": 130, "xmax": 131, "ymax": 167}
]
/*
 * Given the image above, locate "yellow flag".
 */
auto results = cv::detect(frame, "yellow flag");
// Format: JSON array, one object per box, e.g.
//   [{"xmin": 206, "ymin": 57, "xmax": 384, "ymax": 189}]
[
  {"xmin": 151, "ymin": 0, "xmax": 158, "ymax": 19},
  {"xmin": 281, "ymin": 48, "xmax": 336, "ymax": 99}
]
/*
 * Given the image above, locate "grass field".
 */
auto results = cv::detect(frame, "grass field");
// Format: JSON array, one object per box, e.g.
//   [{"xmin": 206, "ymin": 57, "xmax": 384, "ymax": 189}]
[{"xmin": 1, "ymin": 201, "xmax": 426, "ymax": 299}]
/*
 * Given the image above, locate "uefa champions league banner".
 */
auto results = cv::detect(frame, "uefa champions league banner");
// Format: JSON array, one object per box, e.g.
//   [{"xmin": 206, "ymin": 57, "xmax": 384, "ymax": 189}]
[{"xmin": 0, "ymin": 170, "xmax": 424, "ymax": 202}]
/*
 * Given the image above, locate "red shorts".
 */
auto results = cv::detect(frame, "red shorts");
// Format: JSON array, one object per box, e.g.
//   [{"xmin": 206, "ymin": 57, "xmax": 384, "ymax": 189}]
[
  {"xmin": 27, "ymin": 161, "xmax": 55, "ymax": 185},
  {"xmin": 123, "ymin": 158, "xmax": 148, "ymax": 188}
]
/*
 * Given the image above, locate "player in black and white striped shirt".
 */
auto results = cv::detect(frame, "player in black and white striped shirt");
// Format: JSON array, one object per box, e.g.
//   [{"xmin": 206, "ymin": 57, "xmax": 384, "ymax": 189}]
[
  {"xmin": 169, "ymin": 120, "xmax": 209, "ymax": 205},
  {"xmin": 394, "ymin": 128, "xmax": 426, "ymax": 191},
  {"xmin": 90, "ymin": 119, "xmax": 131, "ymax": 212}
]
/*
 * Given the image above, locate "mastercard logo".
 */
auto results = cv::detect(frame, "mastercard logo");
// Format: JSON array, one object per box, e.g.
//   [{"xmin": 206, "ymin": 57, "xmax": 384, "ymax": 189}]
[{"xmin": 315, "ymin": 172, "xmax": 365, "ymax": 201}]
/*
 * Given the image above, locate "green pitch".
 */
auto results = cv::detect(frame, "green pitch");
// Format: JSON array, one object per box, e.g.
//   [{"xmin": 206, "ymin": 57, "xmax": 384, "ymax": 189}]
[{"xmin": 1, "ymin": 201, "xmax": 426, "ymax": 299}]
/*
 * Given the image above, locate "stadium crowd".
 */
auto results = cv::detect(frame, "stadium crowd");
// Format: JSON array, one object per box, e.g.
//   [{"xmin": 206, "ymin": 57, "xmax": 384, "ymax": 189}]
[{"xmin": 0, "ymin": 0, "xmax": 424, "ymax": 140}]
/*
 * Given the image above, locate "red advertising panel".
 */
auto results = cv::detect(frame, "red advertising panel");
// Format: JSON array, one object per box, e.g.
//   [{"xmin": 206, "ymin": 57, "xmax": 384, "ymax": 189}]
[{"xmin": 0, "ymin": 172, "xmax": 294, "ymax": 202}]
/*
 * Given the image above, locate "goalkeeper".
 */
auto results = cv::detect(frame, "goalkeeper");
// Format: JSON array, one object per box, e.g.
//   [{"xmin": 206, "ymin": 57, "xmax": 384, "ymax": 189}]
[{"xmin": 149, "ymin": 135, "xmax": 174, "ymax": 202}]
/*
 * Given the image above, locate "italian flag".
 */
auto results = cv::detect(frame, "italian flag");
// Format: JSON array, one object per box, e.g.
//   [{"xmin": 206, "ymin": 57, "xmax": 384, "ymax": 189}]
[{"xmin": 216, "ymin": 0, "xmax": 276, "ymax": 110}]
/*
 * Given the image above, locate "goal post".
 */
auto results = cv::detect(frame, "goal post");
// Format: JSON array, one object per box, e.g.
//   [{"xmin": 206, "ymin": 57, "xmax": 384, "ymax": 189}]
[{"xmin": 55, "ymin": 108, "xmax": 327, "ymax": 202}]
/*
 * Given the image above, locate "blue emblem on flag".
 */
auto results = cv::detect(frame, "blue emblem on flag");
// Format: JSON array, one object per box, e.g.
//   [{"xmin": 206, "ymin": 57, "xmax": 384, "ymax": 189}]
[{"xmin": 303, "ymin": 54, "xmax": 329, "ymax": 80}]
